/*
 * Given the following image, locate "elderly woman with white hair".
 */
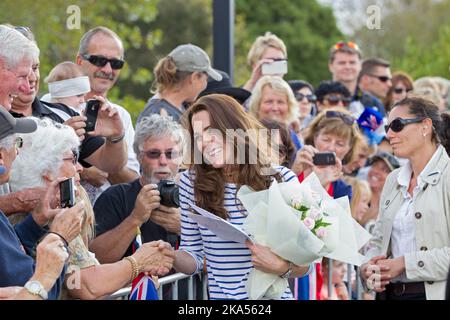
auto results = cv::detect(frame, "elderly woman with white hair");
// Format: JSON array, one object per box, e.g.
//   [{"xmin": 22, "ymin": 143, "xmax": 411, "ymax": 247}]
[
  {"xmin": 248, "ymin": 75, "xmax": 302, "ymax": 152},
  {"xmin": 0, "ymin": 108, "xmax": 84, "ymax": 300},
  {"xmin": 9, "ymin": 119, "xmax": 175, "ymax": 299}
]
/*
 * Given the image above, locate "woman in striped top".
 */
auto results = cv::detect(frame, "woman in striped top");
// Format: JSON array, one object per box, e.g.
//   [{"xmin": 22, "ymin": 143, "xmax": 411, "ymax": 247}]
[{"xmin": 173, "ymin": 94, "xmax": 312, "ymax": 300}]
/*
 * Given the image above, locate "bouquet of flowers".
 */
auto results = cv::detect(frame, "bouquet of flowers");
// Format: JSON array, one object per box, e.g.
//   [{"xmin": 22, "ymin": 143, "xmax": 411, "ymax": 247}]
[{"xmin": 238, "ymin": 173, "xmax": 371, "ymax": 300}]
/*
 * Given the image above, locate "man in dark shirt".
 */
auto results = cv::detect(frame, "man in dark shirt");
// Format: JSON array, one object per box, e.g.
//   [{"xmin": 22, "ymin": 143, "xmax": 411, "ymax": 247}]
[{"xmin": 91, "ymin": 114, "xmax": 183, "ymax": 263}]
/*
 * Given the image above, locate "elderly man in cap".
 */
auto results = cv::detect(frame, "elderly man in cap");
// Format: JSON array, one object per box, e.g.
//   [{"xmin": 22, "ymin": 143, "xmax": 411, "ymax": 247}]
[{"xmin": 0, "ymin": 107, "xmax": 84, "ymax": 299}]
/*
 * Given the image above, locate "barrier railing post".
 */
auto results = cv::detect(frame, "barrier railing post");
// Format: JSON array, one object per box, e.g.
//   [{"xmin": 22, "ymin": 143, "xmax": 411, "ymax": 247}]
[
  {"xmin": 172, "ymin": 280, "xmax": 179, "ymax": 300},
  {"xmin": 347, "ymin": 264, "xmax": 353, "ymax": 300},
  {"xmin": 202, "ymin": 273, "xmax": 208, "ymax": 300},
  {"xmin": 328, "ymin": 259, "xmax": 333, "ymax": 299},
  {"xmin": 188, "ymin": 275, "xmax": 194, "ymax": 300}
]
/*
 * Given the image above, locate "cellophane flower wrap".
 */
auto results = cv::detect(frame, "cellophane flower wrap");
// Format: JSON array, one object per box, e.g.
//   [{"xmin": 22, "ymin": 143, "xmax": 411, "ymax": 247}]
[{"xmin": 237, "ymin": 172, "xmax": 371, "ymax": 300}]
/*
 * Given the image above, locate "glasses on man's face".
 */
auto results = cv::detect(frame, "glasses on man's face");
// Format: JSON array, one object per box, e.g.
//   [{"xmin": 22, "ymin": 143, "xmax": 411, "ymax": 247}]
[
  {"xmin": 144, "ymin": 149, "xmax": 179, "ymax": 160},
  {"xmin": 81, "ymin": 54, "xmax": 125, "ymax": 70},
  {"xmin": 325, "ymin": 110, "xmax": 355, "ymax": 126},
  {"xmin": 385, "ymin": 117, "xmax": 425, "ymax": 133},
  {"xmin": 295, "ymin": 93, "xmax": 317, "ymax": 103},
  {"xmin": 332, "ymin": 41, "xmax": 360, "ymax": 51},
  {"xmin": 324, "ymin": 95, "xmax": 351, "ymax": 107},
  {"xmin": 368, "ymin": 74, "xmax": 391, "ymax": 83},
  {"xmin": 15, "ymin": 137, "xmax": 23, "ymax": 149},
  {"xmin": 63, "ymin": 149, "xmax": 80, "ymax": 166},
  {"xmin": 393, "ymin": 87, "xmax": 412, "ymax": 94}
]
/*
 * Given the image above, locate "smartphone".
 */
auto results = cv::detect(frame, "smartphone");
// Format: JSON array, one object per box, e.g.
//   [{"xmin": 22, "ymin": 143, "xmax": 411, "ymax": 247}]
[
  {"xmin": 261, "ymin": 60, "xmax": 288, "ymax": 75},
  {"xmin": 60, "ymin": 177, "xmax": 76, "ymax": 208},
  {"xmin": 313, "ymin": 152, "xmax": 336, "ymax": 166},
  {"xmin": 84, "ymin": 99, "xmax": 100, "ymax": 132}
]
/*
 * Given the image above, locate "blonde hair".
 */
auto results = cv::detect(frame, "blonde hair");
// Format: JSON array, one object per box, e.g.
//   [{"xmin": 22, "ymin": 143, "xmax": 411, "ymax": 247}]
[
  {"xmin": 303, "ymin": 107, "xmax": 365, "ymax": 164},
  {"xmin": 247, "ymin": 32, "xmax": 287, "ymax": 67},
  {"xmin": 343, "ymin": 176, "xmax": 372, "ymax": 224},
  {"xmin": 44, "ymin": 61, "xmax": 84, "ymax": 83},
  {"xmin": 248, "ymin": 75, "xmax": 298, "ymax": 124},
  {"xmin": 152, "ymin": 56, "xmax": 193, "ymax": 94}
]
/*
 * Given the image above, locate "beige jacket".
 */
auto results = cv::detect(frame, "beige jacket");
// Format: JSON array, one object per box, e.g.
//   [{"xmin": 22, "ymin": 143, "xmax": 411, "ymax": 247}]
[{"xmin": 366, "ymin": 145, "xmax": 450, "ymax": 300}]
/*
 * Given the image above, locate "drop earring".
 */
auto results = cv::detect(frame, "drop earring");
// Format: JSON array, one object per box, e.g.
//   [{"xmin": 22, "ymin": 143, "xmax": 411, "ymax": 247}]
[{"xmin": 0, "ymin": 166, "xmax": 6, "ymax": 175}]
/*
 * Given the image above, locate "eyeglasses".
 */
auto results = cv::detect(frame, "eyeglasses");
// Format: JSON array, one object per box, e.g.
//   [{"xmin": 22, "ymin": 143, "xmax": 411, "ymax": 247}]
[
  {"xmin": 332, "ymin": 41, "xmax": 360, "ymax": 51},
  {"xmin": 393, "ymin": 87, "xmax": 412, "ymax": 94},
  {"xmin": 368, "ymin": 74, "xmax": 391, "ymax": 83},
  {"xmin": 81, "ymin": 54, "xmax": 125, "ymax": 70},
  {"xmin": 295, "ymin": 93, "xmax": 317, "ymax": 103},
  {"xmin": 385, "ymin": 117, "xmax": 425, "ymax": 133},
  {"xmin": 324, "ymin": 95, "xmax": 351, "ymax": 107},
  {"xmin": 144, "ymin": 149, "xmax": 179, "ymax": 160},
  {"xmin": 15, "ymin": 137, "xmax": 23, "ymax": 149},
  {"xmin": 63, "ymin": 149, "xmax": 80, "ymax": 165},
  {"xmin": 325, "ymin": 110, "xmax": 355, "ymax": 126}
]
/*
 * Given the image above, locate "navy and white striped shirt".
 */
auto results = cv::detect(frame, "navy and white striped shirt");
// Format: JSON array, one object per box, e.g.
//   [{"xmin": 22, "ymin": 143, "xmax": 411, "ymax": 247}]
[{"xmin": 179, "ymin": 165, "xmax": 300, "ymax": 300}]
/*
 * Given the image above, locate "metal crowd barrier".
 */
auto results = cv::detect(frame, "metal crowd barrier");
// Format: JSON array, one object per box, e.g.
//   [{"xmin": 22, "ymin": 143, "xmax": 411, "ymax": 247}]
[{"xmin": 107, "ymin": 272, "xmax": 208, "ymax": 300}]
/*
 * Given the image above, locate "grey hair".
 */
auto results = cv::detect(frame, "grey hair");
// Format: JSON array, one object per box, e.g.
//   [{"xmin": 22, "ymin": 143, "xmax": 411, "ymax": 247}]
[
  {"xmin": 78, "ymin": 26, "xmax": 124, "ymax": 57},
  {"xmin": 9, "ymin": 118, "xmax": 80, "ymax": 191},
  {"xmin": 0, "ymin": 25, "xmax": 39, "ymax": 69},
  {"xmin": 133, "ymin": 114, "xmax": 184, "ymax": 158}
]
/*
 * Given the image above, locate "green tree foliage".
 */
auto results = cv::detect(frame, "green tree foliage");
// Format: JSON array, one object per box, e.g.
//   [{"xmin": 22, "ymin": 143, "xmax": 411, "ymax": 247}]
[
  {"xmin": 0, "ymin": 0, "xmax": 212, "ymax": 123},
  {"xmin": 348, "ymin": 0, "xmax": 450, "ymax": 78},
  {"xmin": 235, "ymin": 0, "xmax": 343, "ymax": 87}
]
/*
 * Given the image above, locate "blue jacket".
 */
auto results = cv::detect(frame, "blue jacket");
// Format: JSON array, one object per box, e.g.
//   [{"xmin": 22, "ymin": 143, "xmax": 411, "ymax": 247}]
[
  {"xmin": 0, "ymin": 212, "xmax": 64, "ymax": 299},
  {"xmin": 332, "ymin": 179, "xmax": 353, "ymax": 200}
]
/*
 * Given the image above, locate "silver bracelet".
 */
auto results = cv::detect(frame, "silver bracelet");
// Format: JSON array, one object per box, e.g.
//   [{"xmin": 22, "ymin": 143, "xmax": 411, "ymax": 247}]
[{"xmin": 107, "ymin": 132, "xmax": 125, "ymax": 144}]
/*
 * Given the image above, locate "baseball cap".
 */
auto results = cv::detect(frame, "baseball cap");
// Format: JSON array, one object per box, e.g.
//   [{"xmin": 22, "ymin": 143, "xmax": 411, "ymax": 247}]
[
  {"xmin": 168, "ymin": 44, "xmax": 222, "ymax": 81},
  {"xmin": 369, "ymin": 151, "xmax": 400, "ymax": 172},
  {"xmin": 0, "ymin": 108, "xmax": 37, "ymax": 140}
]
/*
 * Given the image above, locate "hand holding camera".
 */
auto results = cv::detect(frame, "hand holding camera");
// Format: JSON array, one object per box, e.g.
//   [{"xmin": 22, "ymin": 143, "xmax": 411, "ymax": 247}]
[
  {"xmin": 150, "ymin": 205, "xmax": 181, "ymax": 235},
  {"xmin": 131, "ymin": 184, "xmax": 161, "ymax": 225},
  {"xmin": 31, "ymin": 178, "xmax": 68, "ymax": 226},
  {"xmin": 85, "ymin": 96, "xmax": 124, "ymax": 140}
]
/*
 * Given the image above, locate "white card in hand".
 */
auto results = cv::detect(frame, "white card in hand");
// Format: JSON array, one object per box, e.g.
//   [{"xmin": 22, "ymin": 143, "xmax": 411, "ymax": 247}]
[{"xmin": 189, "ymin": 204, "xmax": 254, "ymax": 244}]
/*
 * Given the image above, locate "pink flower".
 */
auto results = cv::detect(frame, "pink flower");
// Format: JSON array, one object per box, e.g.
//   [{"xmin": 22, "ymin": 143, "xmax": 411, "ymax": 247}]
[
  {"xmin": 303, "ymin": 217, "xmax": 315, "ymax": 230},
  {"xmin": 308, "ymin": 207, "xmax": 322, "ymax": 220},
  {"xmin": 316, "ymin": 227, "xmax": 326, "ymax": 239}
]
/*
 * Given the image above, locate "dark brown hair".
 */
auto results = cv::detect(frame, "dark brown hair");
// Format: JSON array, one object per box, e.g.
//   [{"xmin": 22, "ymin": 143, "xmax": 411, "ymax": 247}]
[
  {"xmin": 392, "ymin": 95, "xmax": 450, "ymax": 155},
  {"xmin": 259, "ymin": 119, "xmax": 295, "ymax": 168},
  {"xmin": 182, "ymin": 94, "xmax": 281, "ymax": 219}
]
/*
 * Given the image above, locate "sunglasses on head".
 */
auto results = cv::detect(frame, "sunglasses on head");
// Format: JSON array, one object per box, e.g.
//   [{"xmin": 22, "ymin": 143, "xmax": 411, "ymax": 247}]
[
  {"xmin": 325, "ymin": 110, "xmax": 355, "ymax": 126},
  {"xmin": 385, "ymin": 117, "xmax": 424, "ymax": 133},
  {"xmin": 295, "ymin": 93, "xmax": 317, "ymax": 102},
  {"xmin": 368, "ymin": 74, "xmax": 391, "ymax": 83},
  {"xmin": 144, "ymin": 149, "xmax": 179, "ymax": 160},
  {"xmin": 81, "ymin": 54, "xmax": 125, "ymax": 70},
  {"xmin": 324, "ymin": 94, "xmax": 351, "ymax": 106},
  {"xmin": 332, "ymin": 41, "xmax": 360, "ymax": 51},
  {"xmin": 393, "ymin": 87, "xmax": 412, "ymax": 94}
]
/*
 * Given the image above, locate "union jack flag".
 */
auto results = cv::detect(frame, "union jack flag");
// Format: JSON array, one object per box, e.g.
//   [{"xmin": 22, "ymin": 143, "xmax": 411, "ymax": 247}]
[{"xmin": 129, "ymin": 228, "xmax": 159, "ymax": 300}]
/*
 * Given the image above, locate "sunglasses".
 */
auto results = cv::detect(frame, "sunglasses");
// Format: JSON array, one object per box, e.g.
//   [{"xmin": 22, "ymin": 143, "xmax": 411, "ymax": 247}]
[
  {"xmin": 332, "ymin": 41, "xmax": 360, "ymax": 51},
  {"xmin": 324, "ymin": 95, "xmax": 351, "ymax": 106},
  {"xmin": 368, "ymin": 74, "xmax": 391, "ymax": 83},
  {"xmin": 81, "ymin": 54, "xmax": 125, "ymax": 70},
  {"xmin": 393, "ymin": 87, "xmax": 412, "ymax": 94},
  {"xmin": 325, "ymin": 110, "xmax": 355, "ymax": 126},
  {"xmin": 295, "ymin": 93, "xmax": 317, "ymax": 102},
  {"xmin": 144, "ymin": 149, "xmax": 179, "ymax": 160},
  {"xmin": 63, "ymin": 149, "xmax": 80, "ymax": 165},
  {"xmin": 385, "ymin": 117, "xmax": 424, "ymax": 133}
]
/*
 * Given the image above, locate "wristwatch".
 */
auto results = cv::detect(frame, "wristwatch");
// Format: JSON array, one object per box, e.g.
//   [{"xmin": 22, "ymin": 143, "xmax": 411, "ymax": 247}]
[
  {"xmin": 279, "ymin": 262, "xmax": 293, "ymax": 279},
  {"xmin": 24, "ymin": 280, "xmax": 48, "ymax": 300}
]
